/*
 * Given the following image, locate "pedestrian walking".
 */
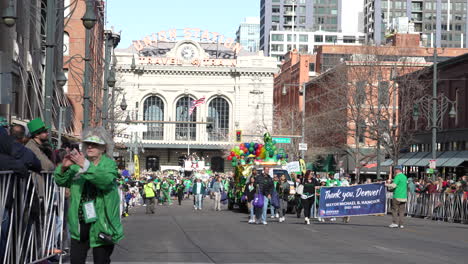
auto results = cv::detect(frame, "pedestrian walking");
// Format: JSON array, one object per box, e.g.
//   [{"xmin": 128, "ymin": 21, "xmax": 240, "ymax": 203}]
[
  {"xmin": 245, "ymin": 175, "xmax": 257, "ymax": 223},
  {"xmin": 144, "ymin": 178, "xmax": 157, "ymax": 214},
  {"xmin": 193, "ymin": 178, "xmax": 206, "ymax": 210},
  {"xmin": 340, "ymin": 176, "xmax": 351, "ymax": 223},
  {"xmin": 254, "ymin": 167, "xmax": 274, "ymax": 225},
  {"xmin": 212, "ymin": 176, "xmax": 224, "ymax": 211},
  {"xmin": 300, "ymin": 170, "xmax": 319, "ymax": 225},
  {"xmin": 270, "ymin": 175, "xmax": 279, "ymax": 219},
  {"xmin": 387, "ymin": 165, "xmax": 408, "ymax": 228},
  {"xmin": 175, "ymin": 181, "xmax": 185, "ymax": 205},
  {"xmin": 278, "ymin": 175, "xmax": 290, "ymax": 223},
  {"xmin": 54, "ymin": 127, "xmax": 123, "ymax": 264}
]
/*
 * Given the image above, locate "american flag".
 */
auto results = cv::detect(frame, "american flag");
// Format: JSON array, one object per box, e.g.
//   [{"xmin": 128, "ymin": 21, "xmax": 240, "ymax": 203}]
[{"xmin": 188, "ymin": 97, "xmax": 206, "ymax": 116}]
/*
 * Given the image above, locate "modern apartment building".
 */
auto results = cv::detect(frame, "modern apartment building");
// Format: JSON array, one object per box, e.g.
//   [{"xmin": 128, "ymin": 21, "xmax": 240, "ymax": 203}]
[
  {"xmin": 236, "ymin": 17, "xmax": 261, "ymax": 52},
  {"xmin": 364, "ymin": 0, "xmax": 468, "ymax": 48},
  {"xmin": 269, "ymin": 30, "xmax": 365, "ymax": 62},
  {"xmin": 260, "ymin": 0, "xmax": 364, "ymax": 55}
]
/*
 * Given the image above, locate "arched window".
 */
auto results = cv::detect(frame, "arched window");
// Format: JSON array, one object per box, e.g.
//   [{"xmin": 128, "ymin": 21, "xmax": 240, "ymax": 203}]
[
  {"xmin": 208, "ymin": 97, "xmax": 229, "ymax": 141},
  {"xmin": 146, "ymin": 156, "xmax": 160, "ymax": 171},
  {"xmin": 176, "ymin": 96, "xmax": 196, "ymax": 140},
  {"xmin": 143, "ymin": 96, "xmax": 164, "ymax": 140},
  {"xmin": 63, "ymin": 32, "xmax": 70, "ymax": 55},
  {"xmin": 211, "ymin": 156, "xmax": 225, "ymax": 172}
]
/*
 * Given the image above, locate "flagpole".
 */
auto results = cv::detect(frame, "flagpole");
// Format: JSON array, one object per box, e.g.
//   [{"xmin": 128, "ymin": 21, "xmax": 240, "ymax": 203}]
[{"xmin": 187, "ymin": 104, "xmax": 190, "ymax": 157}]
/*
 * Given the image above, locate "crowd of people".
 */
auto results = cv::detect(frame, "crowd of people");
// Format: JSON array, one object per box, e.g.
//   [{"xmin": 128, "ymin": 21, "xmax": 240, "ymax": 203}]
[
  {"xmin": 0, "ymin": 117, "xmax": 123, "ymax": 263},
  {"xmin": 1, "ymin": 116, "xmax": 467, "ymax": 263}
]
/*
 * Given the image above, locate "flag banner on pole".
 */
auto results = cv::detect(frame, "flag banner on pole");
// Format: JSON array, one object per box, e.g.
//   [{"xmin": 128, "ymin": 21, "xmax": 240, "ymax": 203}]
[
  {"xmin": 189, "ymin": 97, "xmax": 206, "ymax": 116},
  {"xmin": 318, "ymin": 183, "xmax": 386, "ymax": 218}
]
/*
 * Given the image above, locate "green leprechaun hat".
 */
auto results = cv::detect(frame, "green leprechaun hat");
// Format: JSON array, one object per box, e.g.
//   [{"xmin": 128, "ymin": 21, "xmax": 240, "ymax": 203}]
[{"xmin": 27, "ymin": 117, "xmax": 49, "ymax": 135}]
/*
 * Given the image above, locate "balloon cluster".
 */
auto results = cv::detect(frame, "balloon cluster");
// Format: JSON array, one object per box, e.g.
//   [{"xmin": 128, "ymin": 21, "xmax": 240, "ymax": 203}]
[{"xmin": 227, "ymin": 133, "xmax": 289, "ymax": 167}]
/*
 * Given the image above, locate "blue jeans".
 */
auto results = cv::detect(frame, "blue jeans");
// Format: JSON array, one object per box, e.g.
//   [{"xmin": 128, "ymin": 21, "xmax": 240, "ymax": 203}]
[
  {"xmin": 195, "ymin": 194, "xmax": 203, "ymax": 209},
  {"xmin": 262, "ymin": 196, "xmax": 269, "ymax": 222},
  {"xmin": 270, "ymin": 204, "xmax": 276, "ymax": 217},
  {"xmin": 249, "ymin": 202, "xmax": 255, "ymax": 219}
]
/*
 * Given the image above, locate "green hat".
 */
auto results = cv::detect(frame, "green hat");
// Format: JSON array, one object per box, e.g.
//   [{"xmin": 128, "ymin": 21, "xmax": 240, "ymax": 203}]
[
  {"xmin": 82, "ymin": 135, "xmax": 106, "ymax": 145},
  {"xmin": 27, "ymin": 118, "xmax": 49, "ymax": 135},
  {"xmin": 0, "ymin": 117, "xmax": 8, "ymax": 127}
]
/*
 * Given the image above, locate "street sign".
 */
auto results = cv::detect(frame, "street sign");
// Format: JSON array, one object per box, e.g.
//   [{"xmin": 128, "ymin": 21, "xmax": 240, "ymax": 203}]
[
  {"xmin": 273, "ymin": 137, "xmax": 291, "ymax": 144},
  {"xmin": 429, "ymin": 160, "xmax": 436, "ymax": 169},
  {"xmin": 299, "ymin": 143, "xmax": 308, "ymax": 151}
]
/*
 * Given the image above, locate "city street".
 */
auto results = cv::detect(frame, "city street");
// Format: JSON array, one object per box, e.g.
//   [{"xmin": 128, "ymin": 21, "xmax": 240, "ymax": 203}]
[{"xmin": 110, "ymin": 199, "xmax": 468, "ymax": 264}]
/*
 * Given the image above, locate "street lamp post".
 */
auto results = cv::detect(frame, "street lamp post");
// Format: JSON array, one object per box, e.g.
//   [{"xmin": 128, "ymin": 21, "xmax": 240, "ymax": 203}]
[
  {"xmin": 412, "ymin": 48, "xmax": 457, "ymax": 180},
  {"xmin": 81, "ymin": 0, "xmax": 97, "ymax": 130},
  {"xmin": 43, "ymin": 0, "xmax": 57, "ymax": 132},
  {"xmin": 102, "ymin": 30, "xmax": 120, "ymax": 128}
]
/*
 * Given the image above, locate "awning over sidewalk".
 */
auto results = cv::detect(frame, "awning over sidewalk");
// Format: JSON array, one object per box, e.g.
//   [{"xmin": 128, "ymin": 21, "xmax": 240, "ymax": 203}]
[
  {"xmin": 439, "ymin": 151, "xmax": 468, "ymax": 167},
  {"xmin": 381, "ymin": 151, "xmax": 468, "ymax": 168},
  {"xmin": 402, "ymin": 152, "xmax": 430, "ymax": 166}
]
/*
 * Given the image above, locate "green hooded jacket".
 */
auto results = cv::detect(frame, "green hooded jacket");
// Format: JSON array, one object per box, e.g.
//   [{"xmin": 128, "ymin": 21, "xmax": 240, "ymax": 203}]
[{"xmin": 54, "ymin": 155, "xmax": 124, "ymax": 247}]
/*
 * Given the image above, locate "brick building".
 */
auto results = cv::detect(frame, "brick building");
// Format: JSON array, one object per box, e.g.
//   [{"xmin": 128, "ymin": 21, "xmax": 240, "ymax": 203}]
[
  {"xmin": 396, "ymin": 53, "xmax": 468, "ymax": 178},
  {"xmin": 64, "ymin": 0, "xmax": 105, "ymax": 135},
  {"xmin": 301, "ymin": 34, "xmax": 468, "ymax": 179}
]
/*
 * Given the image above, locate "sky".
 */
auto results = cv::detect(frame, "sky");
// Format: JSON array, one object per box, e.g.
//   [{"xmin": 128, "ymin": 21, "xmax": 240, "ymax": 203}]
[{"xmin": 106, "ymin": 0, "xmax": 260, "ymax": 48}]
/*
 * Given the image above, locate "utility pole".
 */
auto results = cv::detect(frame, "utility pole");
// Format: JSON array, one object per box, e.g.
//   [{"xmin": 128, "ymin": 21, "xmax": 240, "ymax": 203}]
[{"xmin": 44, "ymin": 0, "xmax": 56, "ymax": 132}]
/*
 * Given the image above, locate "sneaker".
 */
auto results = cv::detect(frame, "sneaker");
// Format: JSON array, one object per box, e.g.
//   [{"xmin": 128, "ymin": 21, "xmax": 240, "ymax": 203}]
[
  {"xmin": 399, "ymin": 225, "xmax": 404, "ymax": 229},
  {"xmin": 270, "ymin": 215, "xmax": 275, "ymax": 219},
  {"xmin": 262, "ymin": 221, "xmax": 268, "ymax": 225},
  {"xmin": 278, "ymin": 217, "xmax": 283, "ymax": 223},
  {"xmin": 282, "ymin": 217, "xmax": 286, "ymax": 222},
  {"xmin": 305, "ymin": 218, "xmax": 310, "ymax": 225},
  {"xmin": 389, "ymin": 223, "xmax": 399, "ymax": 228},
  {"xmin": 248, "ymin": 219, "xmax": 254, "ymax": 224},
  {"xmin": 275, "ymin": 213, "xmax": 279, "ymax": 218},
  {"xmin": 143, "ymin": 204, "xmax": 147, "ymax": 207},
  {"xmin": 331, "ymin": 217, "xmax": 336, "ymax": 222}
]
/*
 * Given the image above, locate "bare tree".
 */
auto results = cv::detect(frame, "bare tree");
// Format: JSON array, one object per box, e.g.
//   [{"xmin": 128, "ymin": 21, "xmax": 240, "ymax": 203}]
[
  {"xmin": 308, "ymin": 45, "xmax": 432, "ymax": 182},
  {"xmin": 273, "ymin": 105, "xmax": 303, "ymax": 160}
]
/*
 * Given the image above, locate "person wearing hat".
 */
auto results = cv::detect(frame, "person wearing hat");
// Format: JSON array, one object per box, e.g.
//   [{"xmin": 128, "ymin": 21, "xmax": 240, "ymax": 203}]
[
  {"xmin": 25, "ymin": 118, "xmax": 55, "ymax": 171},
  {"xmin": 386, "ymin": 165, "xmax": 408, "ymax": 228},
  {"xmin": 54, "ymin": 128, "xmax": 123, "ymax": 263}
]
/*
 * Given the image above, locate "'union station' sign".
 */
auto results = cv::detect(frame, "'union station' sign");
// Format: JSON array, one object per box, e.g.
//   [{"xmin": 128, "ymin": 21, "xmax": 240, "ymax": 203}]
[{"xmin": 133, "ymin": 28, "xmax": 243, "ymax": 54}]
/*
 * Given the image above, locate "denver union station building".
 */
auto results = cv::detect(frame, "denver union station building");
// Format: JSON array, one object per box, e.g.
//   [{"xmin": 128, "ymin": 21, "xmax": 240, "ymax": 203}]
[{"xmin": 114, "ymin": 29, "xmax": 278, "ymax": 172}]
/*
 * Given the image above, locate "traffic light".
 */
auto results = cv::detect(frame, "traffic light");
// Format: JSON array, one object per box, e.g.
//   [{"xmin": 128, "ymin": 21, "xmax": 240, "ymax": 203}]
[{"xmin": 235, "ymin": 130, "xmax": 242, "ymax": 142}]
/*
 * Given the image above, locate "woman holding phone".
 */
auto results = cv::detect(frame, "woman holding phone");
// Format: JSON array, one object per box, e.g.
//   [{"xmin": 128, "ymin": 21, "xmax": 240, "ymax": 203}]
[{"xmin": 54, "ymin": 127, "xmax": 123, "ymax": 264}]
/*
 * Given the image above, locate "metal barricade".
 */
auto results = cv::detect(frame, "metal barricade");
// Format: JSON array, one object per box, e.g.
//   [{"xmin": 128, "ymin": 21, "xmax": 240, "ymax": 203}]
[
  {"xmin": 0, "ymin": 171, "xmax": 65, "ymax": 264},
  {"xmin": 405, "ymin": 191, "xmax": 468, "ymax": 225}
]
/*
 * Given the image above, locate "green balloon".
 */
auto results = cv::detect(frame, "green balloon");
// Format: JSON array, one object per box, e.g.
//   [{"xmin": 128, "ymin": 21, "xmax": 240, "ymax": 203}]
[
  {"xmin": 232, "ymin": 156, "xmax": 238, "ymax": 161},
  {"xmin": 249, "ymin": 147, "xmax": 254, "ymax": 152}
]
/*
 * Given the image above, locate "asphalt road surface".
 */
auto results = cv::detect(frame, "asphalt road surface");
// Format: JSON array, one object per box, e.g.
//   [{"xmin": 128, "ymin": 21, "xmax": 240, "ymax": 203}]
[{"xmin": 108, "ymin": 198, "xmax": 467, "ymax": 264}]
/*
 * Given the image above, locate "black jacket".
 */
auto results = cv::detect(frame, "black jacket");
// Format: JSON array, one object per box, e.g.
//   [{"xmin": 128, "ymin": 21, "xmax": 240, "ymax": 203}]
[
  {"xmin": 254, "ymin": 173, "xmax": 274, "ymax": 197},
  {"xmin": 244, "ymin": 183, "xmax": 256, "ymax": 202}
]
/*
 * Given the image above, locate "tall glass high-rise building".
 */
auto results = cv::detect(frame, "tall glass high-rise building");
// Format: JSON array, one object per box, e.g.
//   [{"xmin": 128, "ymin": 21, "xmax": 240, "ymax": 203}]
[
  {"xmin": 260, "ymin": 0, "xmax": 363, "ymax": 56},
  {"xmin": 236, "ymin": 17, "xmax": 261, "ymax": 52},
  {"xmin": 364, "ymin": 0, "xmax": 468, "ymax": 47}
]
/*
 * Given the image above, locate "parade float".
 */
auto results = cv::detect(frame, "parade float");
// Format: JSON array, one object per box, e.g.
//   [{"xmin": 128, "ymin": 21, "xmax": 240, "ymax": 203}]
[{"xmin": 226, "ymin": 133, "xmax": 292, "ymax": 211}]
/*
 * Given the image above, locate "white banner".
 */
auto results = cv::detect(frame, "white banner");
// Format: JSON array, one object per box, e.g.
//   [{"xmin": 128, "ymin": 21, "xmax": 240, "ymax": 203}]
[{"xmin": 286, "ymin": 161, "xmax": 301, "ymax": 173}]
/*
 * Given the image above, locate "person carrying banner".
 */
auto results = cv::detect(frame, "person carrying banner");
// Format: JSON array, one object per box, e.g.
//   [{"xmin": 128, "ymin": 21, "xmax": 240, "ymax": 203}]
[
  {"xmin": 340, "ymin": 176, "xmax": 351, "ymax": 223},
  {"xmin": 386, "ymin": 165, "xmax": 408, "ymax": 228}
]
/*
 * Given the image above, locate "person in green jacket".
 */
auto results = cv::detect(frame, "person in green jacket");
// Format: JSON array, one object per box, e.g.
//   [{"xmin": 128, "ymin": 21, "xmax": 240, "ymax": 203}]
[
  {"xmin": 387, "ymin": 165, "xmax": 408, "ymax": 228},
  {"xmin": 161, "ymin": 178, "xmax": 172, "ymax": 205},
  {"xmin": 54, "ymin": 128, "xmax": 123, "ymax": 263}
]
